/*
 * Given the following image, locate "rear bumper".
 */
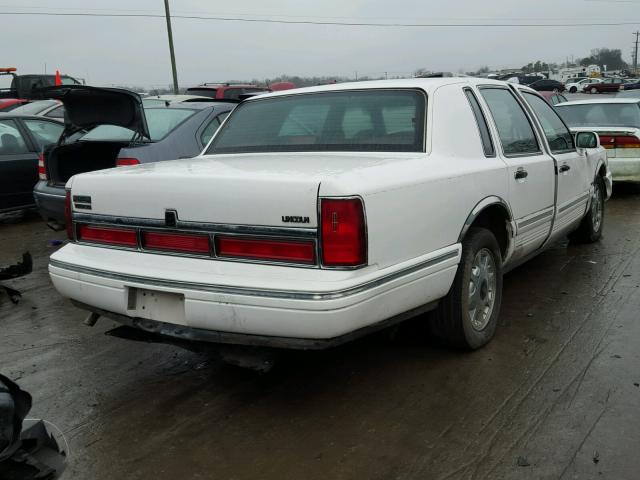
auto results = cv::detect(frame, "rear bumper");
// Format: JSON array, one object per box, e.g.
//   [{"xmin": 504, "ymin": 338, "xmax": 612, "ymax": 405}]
[
  {"xmin": 608, "ymin": 157, "xmax": 640, "ymax": 183},
  {"xmin": 33, "ymin": 181, "xmax": 65, "ymax": 223},
  {"xmin": 49, "ymin": 243, "xmax": 460, "ymax": 346}
]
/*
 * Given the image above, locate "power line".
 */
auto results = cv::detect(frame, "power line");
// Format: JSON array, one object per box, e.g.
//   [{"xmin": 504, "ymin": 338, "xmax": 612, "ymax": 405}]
[
  {"xmin": 2, "ymin": 5, "xmax": 637, "ymax": 23},
  {"xmin": 1, "ymin": 10, "xmax": 640, "ymax": 27}
]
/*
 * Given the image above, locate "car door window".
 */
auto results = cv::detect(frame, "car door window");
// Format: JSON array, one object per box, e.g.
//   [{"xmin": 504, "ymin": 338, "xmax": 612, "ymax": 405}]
[
  {"xmin": 480, "ymin": 88, "xmax": 540, "ymax": 156},
  {"xmin": 522, "ymin": 92, "xmax": 575, "ymax": 153},
  {"xmin": 0, "ymin": 119, "xmax": 29, "ymax": 154},
  {"xmin": 22, "ymin": 119, "xmax": 64, "ymax": 149},
  {"xmin": 464, "ymin": 88, "xmax": 495, "ymax": 157}
]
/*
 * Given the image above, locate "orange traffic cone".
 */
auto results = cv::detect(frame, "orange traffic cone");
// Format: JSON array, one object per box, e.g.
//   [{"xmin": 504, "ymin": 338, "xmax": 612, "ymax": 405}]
[{"xmin": 54, "ymin": 70, "xmax": 62, "ymax": 86}]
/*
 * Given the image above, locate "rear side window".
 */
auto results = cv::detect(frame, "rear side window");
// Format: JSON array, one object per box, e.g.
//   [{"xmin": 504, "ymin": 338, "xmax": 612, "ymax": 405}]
[
  {"xmin": 0, "ymin": 119, "xmax": 29, "ymax": 154},
  {"xmin": 45, "ymin": 105, "xmax": 65, "ymax": 119},
  {"xmin": 23, "ymin": 119, "xmax": 64, "ymax": 148},
  {"xmin": 464, "ymin": 89, "xmax": 495, "ymax": 157},
  {"xmin": 522, "ymin": 92, "xmax": 575, "ymax": 153},
  {"xmin": 208, "ymin": 89, "xmax": 426, "ymax": 154},
  {"xmin": 200, "ymin": 112, "xmax": 229, "ymax": 146},
  {"xmin": 480, "ymin": 88, "xmax": 540, "ymax": 156}
]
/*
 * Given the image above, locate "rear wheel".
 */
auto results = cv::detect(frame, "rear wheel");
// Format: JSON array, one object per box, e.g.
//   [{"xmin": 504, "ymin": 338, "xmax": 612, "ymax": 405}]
[
  {"xmin": 429, "ymin": 228, "xmax": 503, "ymax": 350},
  {"xmin": 570, "ymin": 177, "xmax": 605, "ymax": 243},
  {"xmin": 570, "ymin": 87, "xmax": 577, "ymax": 93}
]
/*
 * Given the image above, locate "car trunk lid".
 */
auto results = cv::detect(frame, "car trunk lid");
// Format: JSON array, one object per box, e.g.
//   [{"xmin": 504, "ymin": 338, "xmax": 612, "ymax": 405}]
[
  {"xmin": 40, "ymin": 85, "xmax": 150, "ymax": 140},
  {"xmin": 69, "ymin": 154, "xmax": 329, "ymax": 228}
]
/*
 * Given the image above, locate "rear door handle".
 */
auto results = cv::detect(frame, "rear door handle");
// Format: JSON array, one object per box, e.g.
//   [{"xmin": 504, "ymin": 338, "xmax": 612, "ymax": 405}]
[
  {"xmin": 514, "ymin": 169, "xmax": 528, "ymax": 180},
  {"xmin": 558, "ymin": 164, "xmax": 571, "ymax": 173}
]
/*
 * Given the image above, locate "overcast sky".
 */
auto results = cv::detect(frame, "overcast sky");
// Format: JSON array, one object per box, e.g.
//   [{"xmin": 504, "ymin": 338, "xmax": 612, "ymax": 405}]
[{"xmin": 2, "ymin": 0, "xmax": 639, "ymax": 87}]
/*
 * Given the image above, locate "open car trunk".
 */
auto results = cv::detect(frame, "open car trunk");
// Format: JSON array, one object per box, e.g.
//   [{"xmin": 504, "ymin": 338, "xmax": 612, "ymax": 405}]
[{"xmin": 47, "ymin": 141, "xmax": 129, "ymax": 186}]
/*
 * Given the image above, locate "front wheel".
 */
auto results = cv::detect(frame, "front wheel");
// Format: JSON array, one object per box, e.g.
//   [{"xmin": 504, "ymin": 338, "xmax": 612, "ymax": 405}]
[
  {"xmin": 570, "ymin": 87, "xmax": 577, "ymax": 93},
  {"xmin": 570, "ymin": 176, "xmax": 605, "ymax": 243},
  {"xmin": 590, "ymin": 87, "xmax": 598, "ymax": 94},
  {"xmin": 429, "ymin": 228, "xmax": 503, "ymax": 350}
]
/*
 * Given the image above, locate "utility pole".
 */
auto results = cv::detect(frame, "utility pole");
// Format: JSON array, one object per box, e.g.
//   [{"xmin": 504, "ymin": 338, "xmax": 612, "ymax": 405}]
[
  {"xmin": 633, "ymin": 31, "xmax": 640, "ymax": 75},
  {"xmin": 384, "ymin": 71, "xmax": 388, "ymax": 80},
  {"xmin": 164, "ymin": 0, "xmax": 179, "ymax": 94}
]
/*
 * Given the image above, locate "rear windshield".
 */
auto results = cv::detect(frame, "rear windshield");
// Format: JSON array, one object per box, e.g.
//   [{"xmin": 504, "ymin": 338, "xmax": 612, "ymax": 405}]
[
  {"xmin": 207, "ymin": 89, "xmax": 426, "ymax": 154},
  {"xmin": 557, "ymin": 103, "xmax": 640, "ymax": 128},
  {"xmin": 11, "ymin": 100, "xmax": 59, "ymax": 115},
  {"xmin": 186, "ymin": 88, "xmax": 217, "ymax": 98},
  {"xmin": 80, "ymin": 107, "xmax": 197, "ymax": 141}
]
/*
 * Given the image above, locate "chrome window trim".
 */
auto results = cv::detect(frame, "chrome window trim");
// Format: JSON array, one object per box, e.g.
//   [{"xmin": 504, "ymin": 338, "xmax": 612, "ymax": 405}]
[
  {"xmin": 49, "ymin": 249, "xmax": 457, "ymax": 301},
  {"xmin": 206, "ymin": 87, "xmax": 428, "ymax": 155},
  {"xmin": 477, "ymin": 85, "xmax": 544, "ymax": 159},
  {"xmin": 463, "ymin": 87, "xmax": 496, "ymax": 158}
]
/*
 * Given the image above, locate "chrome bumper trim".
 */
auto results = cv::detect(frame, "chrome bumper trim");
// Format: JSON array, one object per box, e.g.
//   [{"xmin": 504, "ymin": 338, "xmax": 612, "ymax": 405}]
[
  {"xmin": 49, "ymin": 249, "xmax": 458, "ymax": 301},
  {"xmin": 72, "ymin": 212, "xmax": 318, "ymax": 239}
]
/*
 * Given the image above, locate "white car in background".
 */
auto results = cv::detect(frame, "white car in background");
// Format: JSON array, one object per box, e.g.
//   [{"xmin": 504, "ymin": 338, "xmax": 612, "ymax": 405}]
[
  {"xmin": 565, "ymin": 78, "xmax": 602, "ymax": 93},
  {"xmin": 49, "ymin": 79, "xmax": 610, "ymax": 354},
  {"xmin": 556, "ymin": 98, "xmax": 640, "ymax": 182}
]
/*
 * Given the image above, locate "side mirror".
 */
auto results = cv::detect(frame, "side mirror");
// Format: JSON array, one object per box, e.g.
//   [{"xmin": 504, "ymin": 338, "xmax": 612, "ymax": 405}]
[{"xmin": 575, "ymin": 131, "xmax": 599, "ymax": 149}]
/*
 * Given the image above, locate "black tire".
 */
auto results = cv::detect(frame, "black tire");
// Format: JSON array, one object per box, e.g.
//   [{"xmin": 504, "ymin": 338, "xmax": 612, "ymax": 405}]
[
  {"xmin": 429, "ymin": 227, "xmax": 503, "ymax": 350},
  {"xmin": 569, "ymin": 176, "xmax": 605, "ymax": 244},
  {"xmin": 570, "ymin": 87, "xmax": 577, "ymax": 93}
]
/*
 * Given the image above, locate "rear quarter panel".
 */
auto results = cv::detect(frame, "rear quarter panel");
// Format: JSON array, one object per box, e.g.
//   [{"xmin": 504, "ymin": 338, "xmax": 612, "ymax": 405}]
[{"xmin": 319, "ymin": 83, "xmax": 510, "ymax": 270}]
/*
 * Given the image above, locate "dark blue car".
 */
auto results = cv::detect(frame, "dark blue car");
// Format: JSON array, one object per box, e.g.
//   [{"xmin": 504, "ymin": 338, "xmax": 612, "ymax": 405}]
[{"xmin": 33, "ymin": 86, "xmax": 234, "ymax": 228}]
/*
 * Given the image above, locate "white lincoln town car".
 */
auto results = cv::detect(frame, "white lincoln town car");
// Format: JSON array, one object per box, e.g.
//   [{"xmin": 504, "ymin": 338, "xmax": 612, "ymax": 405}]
[{"xmin": 49, "ymin": 78, "xmax": 612, "ymax": 351}]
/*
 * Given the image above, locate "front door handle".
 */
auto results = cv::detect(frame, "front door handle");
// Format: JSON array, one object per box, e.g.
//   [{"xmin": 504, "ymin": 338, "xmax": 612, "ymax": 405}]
[
  {"xmin": 559, "ymin": 164, "xmax": 571, "ymax": 173},
  {"xmin": 514, "ymin": 169, "xmax": 528, "ymax": 180}
]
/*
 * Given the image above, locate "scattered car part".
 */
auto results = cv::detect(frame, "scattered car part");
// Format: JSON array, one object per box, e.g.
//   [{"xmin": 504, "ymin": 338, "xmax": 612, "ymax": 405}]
[
  {"xmin": 0, "ymin": 253, "xmax": 32, "ymax": 303},
  {"xmin": 0, "ymin": 374, "xmax": 67, "ymax": 479}
]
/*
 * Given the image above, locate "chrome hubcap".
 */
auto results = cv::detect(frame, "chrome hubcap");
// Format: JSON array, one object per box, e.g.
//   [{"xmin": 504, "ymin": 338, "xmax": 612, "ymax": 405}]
[
  {"xmin": 591, "ymin": 183, "xmax": 603, "ymax": 232},
  {"xmin": 468, "ymin": 248, "xmax": 497, "ymax": 331}
]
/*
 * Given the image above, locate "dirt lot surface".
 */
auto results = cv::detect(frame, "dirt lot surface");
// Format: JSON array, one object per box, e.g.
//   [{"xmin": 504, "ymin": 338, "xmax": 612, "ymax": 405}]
[{"xmin": 2, "ymin": 189, "xmax": 640, "ymax": 480}]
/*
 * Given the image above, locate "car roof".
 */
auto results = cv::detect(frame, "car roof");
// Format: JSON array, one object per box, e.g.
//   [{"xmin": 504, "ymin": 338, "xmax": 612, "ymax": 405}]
[
  {"xmin": 242, "ymin": 77, "xmax": 512, "ymax": 101},
  {"xmin": 0, "ymin": 112, "xmax": 61, "ymax": 121},
  {"xmin": 145, "ymin": 94, "xmax": 211, "ymax": 101},
  {"xmin": 555, "ymin": 98, "xmax": 640, "ymax": 106},
  {"xmin": 189, "ymin": 84, "xmax": 263, "ymax": 89},
  {"xmin": 144, "ymin": 101, "xmax": 235, "ymax": 111}
]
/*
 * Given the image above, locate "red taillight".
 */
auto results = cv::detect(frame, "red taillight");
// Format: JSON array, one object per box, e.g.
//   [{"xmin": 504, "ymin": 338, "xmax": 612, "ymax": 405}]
[
  {"xmin": 320, "ymin": 198, "xmax": 366, "ymax": 267},
  {"xmin": 116, "ymin": 158, "xmax": 140, "ymax": 167},
  {"xmin": 600, "ymin": 135, "xmax": 640, "ymax": 149},
  {"xmin": 64, "ymin": 190, "xmax": 73, "ymax": 240},
  {"xmin": 142, "ymin": 231, "xmax": 210, "ymax": 254},
  {"xmin": 77, "ymin": 224, "xmax": 137, "ymax": 247},
  {"xmin": 38, "ymin": 153, "xmax": 47, "ymax": 180},
  {"xmin": 216, "ymin": 236, "xmax": 316, "ymax": 264}
]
